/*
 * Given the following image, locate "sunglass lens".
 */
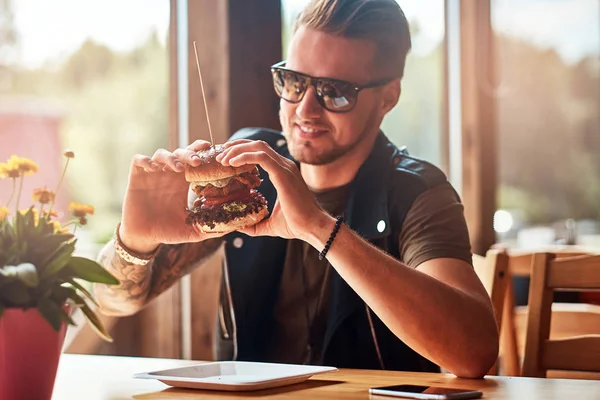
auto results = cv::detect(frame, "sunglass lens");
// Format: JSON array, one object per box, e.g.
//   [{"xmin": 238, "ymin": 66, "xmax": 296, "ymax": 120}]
[
  {"xmin": 318, "ymin": 80, "xmax": 356, "ymax": 112},
  {"xmin": 273, "ymin": 69, "xmax": 307, "ymax": 103},
  {"xmin": 272, "ymin": 68, "xmax": 357, "ymax": 112}
]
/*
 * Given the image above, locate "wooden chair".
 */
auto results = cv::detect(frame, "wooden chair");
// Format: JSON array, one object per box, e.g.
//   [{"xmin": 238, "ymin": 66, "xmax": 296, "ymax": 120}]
[
  {"xmin": 472, "ymin": 249, "xmax": 510, "ymax": 374},
  {"xmin": 499, "ymin": 248, "xmax": 596, "ymax": 376},
  {"xmin": 522, "ymin": 253, "xmax": 600, "ymax": 377}
]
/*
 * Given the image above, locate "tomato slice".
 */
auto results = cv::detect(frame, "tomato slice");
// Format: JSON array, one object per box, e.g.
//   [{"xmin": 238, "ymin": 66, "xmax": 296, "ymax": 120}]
[{"xmin": 201, "ymin": 188, "xmax": 252, "ymax": 207}]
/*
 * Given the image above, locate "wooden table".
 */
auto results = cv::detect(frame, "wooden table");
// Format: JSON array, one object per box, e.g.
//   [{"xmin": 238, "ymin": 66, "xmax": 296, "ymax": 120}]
[{"xmin": 52, "ymin": 354, "xmax": 600, "ymax": 399}]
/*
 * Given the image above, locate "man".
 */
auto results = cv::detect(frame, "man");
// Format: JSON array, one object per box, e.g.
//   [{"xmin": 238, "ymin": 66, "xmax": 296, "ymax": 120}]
[{"xmin": 94, "ymin": 0, "xmax": 498, "ymax": 378}]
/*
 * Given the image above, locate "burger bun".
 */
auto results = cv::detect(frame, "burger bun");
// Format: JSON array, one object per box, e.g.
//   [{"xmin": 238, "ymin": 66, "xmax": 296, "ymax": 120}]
[{"xmin": 184, "ymin": 145, "xmax": 257, "ymax": 182}]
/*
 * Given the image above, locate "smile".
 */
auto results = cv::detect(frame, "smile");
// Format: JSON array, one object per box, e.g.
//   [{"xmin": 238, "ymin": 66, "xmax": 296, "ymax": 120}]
[{"xmin": 297, "ymin": 124, "xmax": 328, "ymax": 135}]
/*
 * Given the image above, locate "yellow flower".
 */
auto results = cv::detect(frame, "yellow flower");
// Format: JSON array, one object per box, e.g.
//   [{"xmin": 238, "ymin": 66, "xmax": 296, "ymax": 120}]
[
  {"xmin": 8, "ymin": 155, "xmax": 39, "ymax": 176},
  {"xmin": 0, "ymin": 163, "xmax": 9, "ymax": 179},
  {"xmin": 64, "ymin": 150, "xmax": 75, "ymax": 159},
  {"xmin": 51, "ymin": 220, "xmax": 70, "ymax": 234},
  {"xmin": 41, "ymin": 209, "xmax": 59, "ymax": 219},
  {"xmin": 32, "ymin": 187, "xmax": 56, "ymax": 205},
  {"xmin": 69, "ymin": 202, "xmax": 94, "ymax": 218},
  {"xmin": 0, "ymin": 206, "xmax": 9, "ymax": 221},
  {"xmin": 0, "ymin": 160, "xmax": 21, "ymax": 178},
  {"xmin": 1, "ymin": 156, "xmax": 39, "ymax": 179}
]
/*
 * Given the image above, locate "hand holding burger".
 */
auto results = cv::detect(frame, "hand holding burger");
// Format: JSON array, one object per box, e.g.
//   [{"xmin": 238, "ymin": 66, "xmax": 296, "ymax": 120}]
[
  {"xmin": 215, "ymin": 139, "xmax": 333, "ymax": 245},
  {"xmin": 185, "ymin": 145, "xmax": 269, "ymax": 233},
  {"xmin": 118, "ymin": 140, "xmax": 232, "ymax": 254}
]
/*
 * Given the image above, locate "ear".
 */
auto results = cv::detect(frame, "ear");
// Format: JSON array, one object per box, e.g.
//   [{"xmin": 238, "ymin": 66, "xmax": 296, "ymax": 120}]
[{"xmin": 380, "ymin": 79, "xmax": 401, "ymax": 114}]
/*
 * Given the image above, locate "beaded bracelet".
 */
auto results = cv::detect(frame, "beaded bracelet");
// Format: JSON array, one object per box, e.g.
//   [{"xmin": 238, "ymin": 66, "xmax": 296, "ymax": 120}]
[{"xmin": 318, "ymin": 215, "xmax": 344, "ymax": 260}]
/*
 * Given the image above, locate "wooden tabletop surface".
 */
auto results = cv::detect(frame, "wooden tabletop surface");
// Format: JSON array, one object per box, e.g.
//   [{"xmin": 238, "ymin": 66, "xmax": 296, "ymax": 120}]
[{"xmin": 52, "ymin": 354, "xmax": 600, "ymax": 400}]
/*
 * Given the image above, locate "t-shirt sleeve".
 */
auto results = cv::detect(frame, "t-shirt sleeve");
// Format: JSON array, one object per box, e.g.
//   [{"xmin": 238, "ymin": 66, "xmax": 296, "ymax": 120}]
[{"xmin": 399, "ymin": 182, "xmax": 473, "ymax": 269}]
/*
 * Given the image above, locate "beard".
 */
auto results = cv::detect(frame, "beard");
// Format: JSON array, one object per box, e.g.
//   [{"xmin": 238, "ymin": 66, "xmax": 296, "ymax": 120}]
[
  {"xmin": 283, "ymin": 132, "xmax": 361, "ymax": 165},
  {"xmin": 281, "ymin": 110, "xmax": 380, "ymax": 165}
]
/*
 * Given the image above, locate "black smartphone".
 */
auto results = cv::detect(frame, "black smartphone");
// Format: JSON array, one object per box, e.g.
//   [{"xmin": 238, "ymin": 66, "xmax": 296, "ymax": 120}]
[{"xmin": 369, "ymin": 385, "xmax": 483, "ymax": 399}]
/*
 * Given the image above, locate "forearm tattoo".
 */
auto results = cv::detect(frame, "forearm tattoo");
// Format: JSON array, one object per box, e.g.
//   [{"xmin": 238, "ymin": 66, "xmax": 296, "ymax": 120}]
[
  {"xmin": 94, "ymin": 238, "xmax": 222, "ymax": 315},
  {"xmin": 146, "ymin": 238, "xmax": 222, "ymax": 302}
]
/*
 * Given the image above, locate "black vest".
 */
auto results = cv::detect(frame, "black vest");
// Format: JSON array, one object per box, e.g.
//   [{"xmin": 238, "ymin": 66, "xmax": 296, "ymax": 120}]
[{"xmin": 216, "ymin": 127, "xmax": 447, "ymax": 372}]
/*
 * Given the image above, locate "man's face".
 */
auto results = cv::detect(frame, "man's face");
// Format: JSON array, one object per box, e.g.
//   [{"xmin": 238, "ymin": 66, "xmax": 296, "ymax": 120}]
[{"xmin": 279, "ymin": 26, "xmax": 399, "ymax": 165}]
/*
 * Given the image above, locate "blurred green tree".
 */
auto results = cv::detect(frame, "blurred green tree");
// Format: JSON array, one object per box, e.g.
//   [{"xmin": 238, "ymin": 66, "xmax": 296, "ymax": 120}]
[{"xmin": 496, "ymin": 35, "xmax": 600, "ymax": 223}]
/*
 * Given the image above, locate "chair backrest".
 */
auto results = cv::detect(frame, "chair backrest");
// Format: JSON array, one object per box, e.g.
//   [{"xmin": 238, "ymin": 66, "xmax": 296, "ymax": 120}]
[
  {"xmin": 499, "ymin": 248, "xmax": 597, "ymax": 376},
  {"xmin": 472, "ymin": 249, "xmax": 510, "ymax": 330},
  {"xmin": 472, "ymin": 249, "xmax": 510, "ymax": 375},
  {"xmin": 507, "ymin": 248, "xmax": 590, "ymax": 277},
  {"xmin": 522, "ymin": 253, "xmax": 600, "ymax": 377}
]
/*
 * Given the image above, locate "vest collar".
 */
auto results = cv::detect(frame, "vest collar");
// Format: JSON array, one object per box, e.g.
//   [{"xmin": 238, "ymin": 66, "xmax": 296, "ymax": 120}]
[
  {"xmin": 284, "ymin": 130, "xmax": 394, "ymax": 239},
  {"xmin": 343, "ymin": 131, "xmax": 394, "ymax": 239}
]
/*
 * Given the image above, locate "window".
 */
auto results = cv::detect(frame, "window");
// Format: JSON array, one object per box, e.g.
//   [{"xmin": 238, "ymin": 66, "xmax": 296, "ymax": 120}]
[
  {"xmin": 1, "ymin": 0, "xmax": 170, "ymax": 255},
  {"xmin": 281, "ymin": 0, "xmax": 447, "ymax": 169},
  {"xmin": 492, "ymin": 0, "xmax": 600, "ymax": 248}
]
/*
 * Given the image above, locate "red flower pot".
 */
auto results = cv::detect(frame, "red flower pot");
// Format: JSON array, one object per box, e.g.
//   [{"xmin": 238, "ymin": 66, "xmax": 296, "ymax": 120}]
[{"xmin": 0, "ymin": 308, "xmax": 67, "ymax": 400}]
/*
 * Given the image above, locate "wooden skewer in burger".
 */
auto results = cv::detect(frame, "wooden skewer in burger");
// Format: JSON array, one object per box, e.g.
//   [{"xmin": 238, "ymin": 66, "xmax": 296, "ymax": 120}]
[{"xmin": 185, "ymin": 42, "xmax": 268, "ymax": 233}]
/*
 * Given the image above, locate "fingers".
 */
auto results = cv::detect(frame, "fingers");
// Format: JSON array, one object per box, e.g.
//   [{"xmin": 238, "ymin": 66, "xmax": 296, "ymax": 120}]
[
  {"xmin": 130, "ymin": 141, "xmax": 210, "ymax": 175},
  {"xmin": 133, "ymin": 139, "xmax": 276, "ymax": 175},
  {"xmin": 173, "ymin": 148, "xmax": 202, "ymax": 167},
  {"xmin": 160, "ymin": 140, "xmax": 211, "ymax": 171},
  {"xmin": 151, "ymin": 149, "xmax": 186, "ymax": 172},
  {"xmin": 238, "ymin": 225, "xmax": 258, "ymax": 237},
  {"xmin": 150, "ymin": 147, "xmax": 208, "ymax": 172},
  {"xmin": 194, "ymin": 230, "xmax": 229, "ymax": 240},
  {"xmin": 228, "ymin": 150, "xmax": 286, "ymax": 176},
  {"xmin": 131, "ymin": 154, "xmax": 160, "ymax": 172},
  {"xmin": 217, "ymin": 140, "xmax": 289, "ymax": 170},
  {"xmin": 217, "ymin": 141, "xmax": 299, "ymax": 191},
  {"xmin": 238, "ymin": 220, "xmax": 271, "ymax": 237},
  {"xmin": 219, "ymin": 139, "xmax": 266, "ymax": 163},
  {"xmin": 222, "ymin": 139, "xmax": 252, "ymax": 149},
  {"xmin": 186, "ymin": 140, "xmax": 213, "ymax": 152}
]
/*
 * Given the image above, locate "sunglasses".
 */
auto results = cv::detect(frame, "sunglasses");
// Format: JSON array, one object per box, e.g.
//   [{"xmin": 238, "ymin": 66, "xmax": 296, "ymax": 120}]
[{"xmin": 270, "ymin": 61, "xmax": 396, "ymax": 113}]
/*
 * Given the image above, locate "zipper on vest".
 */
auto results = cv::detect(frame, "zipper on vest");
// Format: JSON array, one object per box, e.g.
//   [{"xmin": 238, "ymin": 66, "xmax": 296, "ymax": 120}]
[
  {"xmin": 222, "ymin": 252, "xmax": 238, "ymax": 361},
  {"xmin": 218, "ymin": 303, "xmax": 230, "ymax": 340},
  {"xmin": 365, "ymin": 303, "xmax": 385, "ymax": 370}
]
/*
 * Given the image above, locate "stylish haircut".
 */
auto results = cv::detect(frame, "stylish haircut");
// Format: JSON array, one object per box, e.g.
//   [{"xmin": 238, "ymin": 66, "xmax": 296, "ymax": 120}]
[{"xmin": 294, "ymin": 0, "xmax": 412, "ymax": 79}]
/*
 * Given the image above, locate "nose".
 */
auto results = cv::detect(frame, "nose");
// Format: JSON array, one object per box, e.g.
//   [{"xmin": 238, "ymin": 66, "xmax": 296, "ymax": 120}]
[{"xmin": 295, "ymin": 85, "xmax": 323, "ymax": 119}]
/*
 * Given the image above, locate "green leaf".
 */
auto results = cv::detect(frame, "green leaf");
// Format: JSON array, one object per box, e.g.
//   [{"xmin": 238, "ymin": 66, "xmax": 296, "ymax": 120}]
[
  {"xmin": 66, "ymin": 257, "xmax": 119, "ymax": 285},
  {"xmin": 15, "ymin": 208, "xmax": 26, "ymax": 239},
  {"xmin": 35, "ymin": 215, "xmax": 50, "ymax": 234},
  {"xmin": 37, "ymin": 298, "xmax": 63, "ymax": 332},
  {"xmin": 65, "ymin": 278, "xmax": 99, "ymax": 308},
  {"xmin": 1, "ymin": 220, "xmax": 16, "ymax": 241},
  {"xmin": 36, "ymin": 233, "xmax": 75, "ymax": 254},
  {"xmin": 80, "ymin": 302, "xmax": 113, "ymax": 342},
  {"xmin": 41, "ymin": 242, "xmax": 76, "ymax": 278},
  {"xmin": 69, "ymin": 292, "xmax": 87, "ymax": 305},
  {"xmin": 51, "ymin": 285, "xmax": 77, "ymax": 304},
  {"xmin": 5, "ymin": 243, "xmax": 22, "ymax": 265},
  {"xmin": 23, "ymin": 206, "xmax": 36, "ymax": 227},
  {"xmin": 21, "ymin": 234, "xmax": 72, "ymax": 271},
  {"xmin": 0, "ymin": 263, "xmax": 39, "ymax": 287},
  {"xmin": 57, "ymin": 306, "xmax": 75, "ymax": 326},
  {"xmin": 0, "ymin": 280, "xmax": 31, "ymax": 306}
]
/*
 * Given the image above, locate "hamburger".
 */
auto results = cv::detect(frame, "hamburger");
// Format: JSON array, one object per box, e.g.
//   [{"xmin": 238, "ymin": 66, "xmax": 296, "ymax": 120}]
[{"xmin": 184, "ymin": 145, "xmax": 269, "ymax": 233}]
